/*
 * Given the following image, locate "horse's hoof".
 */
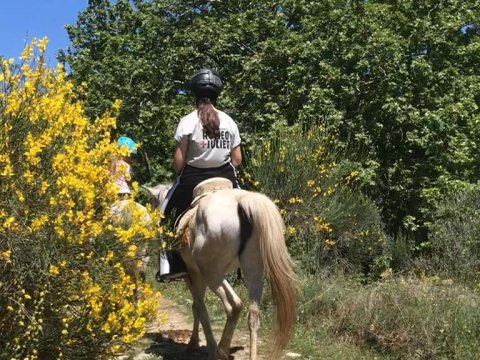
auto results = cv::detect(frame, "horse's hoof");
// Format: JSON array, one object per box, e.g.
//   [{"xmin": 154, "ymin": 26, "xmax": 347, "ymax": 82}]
[
  {"xmin": 217, "ymin": 342, "xmax": 231, "ymax": 358},
  {"xmin": 216, "ymin": 348, "xmax": 230, "ymax": 360},
  {"xmin": 187, "ymin": 338, "xmax": 200, "ymax": 351}
]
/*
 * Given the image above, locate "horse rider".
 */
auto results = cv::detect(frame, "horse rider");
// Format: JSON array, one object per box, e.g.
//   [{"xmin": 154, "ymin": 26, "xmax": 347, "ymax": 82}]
[
  {"xmin": 110, "ymin": 135, "xmax": 137, "ymax": 199},
  {"xmin": 158, "ymin": 68, "xmax": 243, "ymax": 281},
  {"xmin": 109, "ymin": 136, "xmax": 151, "ymax": 285}
]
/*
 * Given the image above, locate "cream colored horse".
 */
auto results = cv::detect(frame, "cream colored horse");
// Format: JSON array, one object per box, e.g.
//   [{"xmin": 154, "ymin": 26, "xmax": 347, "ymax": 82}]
[{"xmin": 145, "ymin": 184, "xmax": 298, "ymax": 360}]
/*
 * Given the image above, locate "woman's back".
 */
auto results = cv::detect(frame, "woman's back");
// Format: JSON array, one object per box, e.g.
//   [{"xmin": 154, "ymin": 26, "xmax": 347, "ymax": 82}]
[{"xmin": 175, "ymin": 109, "xmax": 241, "ymax": 169}]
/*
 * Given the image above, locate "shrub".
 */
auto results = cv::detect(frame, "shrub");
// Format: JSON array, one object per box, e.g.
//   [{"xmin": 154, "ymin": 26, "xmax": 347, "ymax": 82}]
[
  {"xmin": 243, "ymin": 123, "xmax": 387, "ymax": 276},
  {"xmin": 0, "ymin": 40, "xmax": 160, "ymax": 359},
  {"xmin": 426, "ymin": 183, "xmax": 480, "ymax": 283},
  {"xmin": 298, "ymin": 275, "xmax": 480, "ymax": 359}
]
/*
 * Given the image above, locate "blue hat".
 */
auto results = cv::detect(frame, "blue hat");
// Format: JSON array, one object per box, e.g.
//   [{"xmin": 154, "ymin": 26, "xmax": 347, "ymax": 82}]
[{"xmin": 117, "ymin": 136, "xmax": 137, "ymax": 155}]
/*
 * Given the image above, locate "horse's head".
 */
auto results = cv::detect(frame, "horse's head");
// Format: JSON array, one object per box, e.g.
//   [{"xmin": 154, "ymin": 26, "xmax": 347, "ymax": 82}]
[{"xmin": 141, "ymin": 183, "xmax": 171, "ymax": 210}]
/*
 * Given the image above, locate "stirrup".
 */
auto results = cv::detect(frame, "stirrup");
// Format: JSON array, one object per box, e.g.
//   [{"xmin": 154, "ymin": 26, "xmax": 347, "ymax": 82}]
[
  {"xmin": 156, "ymin": 270, "xmax": 187, "ymax": 283},
  {"xmin": 156, "ymin": 250, "xmax": 187, "ymax": 282}
]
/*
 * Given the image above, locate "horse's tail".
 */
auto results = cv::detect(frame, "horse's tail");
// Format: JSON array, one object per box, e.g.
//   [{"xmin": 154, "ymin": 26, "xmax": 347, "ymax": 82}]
[{"xmin": 237, "ymin": 191, "xmax": 298, "ymax": 357}]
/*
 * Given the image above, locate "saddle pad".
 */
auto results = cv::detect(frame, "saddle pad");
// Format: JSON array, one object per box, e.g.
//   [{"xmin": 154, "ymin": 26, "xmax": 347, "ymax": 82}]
[{"xmin": 191, "ymin": 177, "xmax": 233, "ymax": 204}]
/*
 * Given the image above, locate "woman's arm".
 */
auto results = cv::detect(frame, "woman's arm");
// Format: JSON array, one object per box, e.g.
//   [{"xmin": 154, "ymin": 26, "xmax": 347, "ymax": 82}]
[
  {"xmin": 230, "ymin": 145, "xmax": 242, "ymax": 167},
  {"xmin": 173, "ymin": 138, "xmax": 188, "ymax": 174}
]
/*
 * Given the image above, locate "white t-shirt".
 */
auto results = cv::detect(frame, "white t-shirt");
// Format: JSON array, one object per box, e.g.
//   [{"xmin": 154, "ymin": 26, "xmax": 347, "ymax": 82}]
[
  {"xmin": 110, "ymin": 158, "xmax": 131, "ymax": 194},
  {"xmin": 175, "ymin": 109, "xmax": 241, "ymax": 168}
]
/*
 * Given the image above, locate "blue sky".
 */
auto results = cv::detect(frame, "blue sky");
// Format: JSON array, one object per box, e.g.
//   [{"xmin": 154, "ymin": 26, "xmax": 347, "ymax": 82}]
[{"xmin": 0, "ymin": 1, "xmax": 88, "ymax": 65}]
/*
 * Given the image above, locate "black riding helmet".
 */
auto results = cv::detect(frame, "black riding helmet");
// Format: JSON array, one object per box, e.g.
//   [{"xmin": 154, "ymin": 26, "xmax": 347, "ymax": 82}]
[{"xmin": 189, "ymin": 68, "xmax": 222, "ymax": 101}]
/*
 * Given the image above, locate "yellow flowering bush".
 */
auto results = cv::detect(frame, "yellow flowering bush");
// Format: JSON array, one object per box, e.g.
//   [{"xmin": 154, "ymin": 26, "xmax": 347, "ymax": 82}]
[
  {"xmin": 0, "ymin": 40, "xmax": 160, "ymax": 359},
  {"xmin": 244, "ymin": 123, "xmax": 387, "ymax": 275}
]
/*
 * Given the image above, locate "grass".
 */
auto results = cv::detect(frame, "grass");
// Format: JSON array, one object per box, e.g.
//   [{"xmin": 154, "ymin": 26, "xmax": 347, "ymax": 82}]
[
  {"xmin": 145, "ymin": 262, "xmax": 480, "ymax": 360},
  {"xmin": 294, "ymin": 274, "xmax": 480, "ymax": 360}
]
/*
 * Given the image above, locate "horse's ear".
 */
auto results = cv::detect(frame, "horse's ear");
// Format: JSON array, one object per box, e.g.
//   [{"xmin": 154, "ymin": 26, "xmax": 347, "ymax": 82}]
[
  {"xmin": 140, "ymin": 185, "xmax": 161, "ymax": 210},
  {"xmin": 140, "ymin": 185, "xmax": 156, "ymax": 199}
]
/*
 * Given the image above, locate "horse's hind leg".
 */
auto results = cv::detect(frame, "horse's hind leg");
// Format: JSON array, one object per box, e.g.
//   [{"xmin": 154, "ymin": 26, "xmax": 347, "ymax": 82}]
[
  {"xmin": 187, "ymin": 272, "xmax": 221, "ymax": 360},
  {"xmin": 213, "ymin": 280, "xmax": 243, "ymax": 356},
  {"xmin": 244, "ymin": 282, "xmax": 262, "ymax": 360},
  {"xmin": 240, "ymin": 244, "xmax": 264, "ymax": 360}
]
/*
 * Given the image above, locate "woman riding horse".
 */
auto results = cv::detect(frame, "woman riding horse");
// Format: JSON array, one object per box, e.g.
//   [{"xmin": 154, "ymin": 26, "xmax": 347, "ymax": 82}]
[{"xmin": 159, "ymin": 68, "xmax": 243, "ymax": 281}]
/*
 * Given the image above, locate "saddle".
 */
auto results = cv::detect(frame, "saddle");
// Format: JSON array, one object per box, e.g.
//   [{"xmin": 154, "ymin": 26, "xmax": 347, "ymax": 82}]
[{"xmin": 175, "ymin": 177, "xmax": 233, "ymax": 248}]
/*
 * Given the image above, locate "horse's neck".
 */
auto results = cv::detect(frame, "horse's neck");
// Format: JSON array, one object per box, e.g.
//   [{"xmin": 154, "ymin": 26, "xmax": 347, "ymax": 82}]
[
  {"xmin": 158, "ymin": 188, "xmax": 169, "ymax": 209},
  {"xmin": 143, "ymin": 183, "xmax": 171, "ymax": 211},
  {"xmin": 156, "ymin": 184, "xmax": 171, "ymax": 210}
]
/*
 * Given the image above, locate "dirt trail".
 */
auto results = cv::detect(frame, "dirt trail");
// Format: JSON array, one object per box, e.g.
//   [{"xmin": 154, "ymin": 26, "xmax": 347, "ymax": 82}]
[
  {"xmin": 121, "ymin": 294, "xmax": 304, "ymax": 360},
  {"xmin": 123, "ymin": 296, "xmax": 265, "ymax": 360}
]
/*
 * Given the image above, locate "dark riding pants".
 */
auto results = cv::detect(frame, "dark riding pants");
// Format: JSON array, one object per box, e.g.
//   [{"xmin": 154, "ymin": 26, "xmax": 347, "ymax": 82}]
[{"xmin": 164, "ymin": 163, "xmax": 239, "ymax": 225}]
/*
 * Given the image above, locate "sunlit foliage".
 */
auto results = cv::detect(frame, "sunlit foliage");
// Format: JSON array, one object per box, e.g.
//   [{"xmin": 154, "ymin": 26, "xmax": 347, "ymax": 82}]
[
  {"xmin": 0, "ymin": 40, "xmax": 160, "ymax": 359},
  {"xmin": 64, "ymin": 0, "xmax": 480, "ymax": 241},
  {"xmin": 244, "ymin": 124, "xmax": 386, "ymax": 276}
]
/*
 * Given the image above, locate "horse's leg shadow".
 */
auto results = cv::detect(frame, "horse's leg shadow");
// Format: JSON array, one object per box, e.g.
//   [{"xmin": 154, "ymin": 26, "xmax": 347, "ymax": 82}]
[
  {"xmin": 143, "ymin": 330, "xmax": 247, "ymax": 360},
  {"xmin": 143, "ymin": 331, "xmax": 209, "ymax": 359}
]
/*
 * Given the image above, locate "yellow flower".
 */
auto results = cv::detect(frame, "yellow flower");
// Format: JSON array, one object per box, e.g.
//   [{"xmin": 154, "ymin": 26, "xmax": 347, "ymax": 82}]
[
  {"xmin": 15, "ymin": 190, "xmax": 25, "ymax": 202},
  {"xmin": 102, "ymin": 323, "xmax": 111, "ymax": 334},
  {"xmin": 380, "ymin": 268, "xmax": 392, "ymax": 280},
  {"xmin": 38, "ymin": 37, "xmax": 48, "ymax": 52},
  {"xmin": 104, "ymin": 251, "xmax": 114, "ymax": 262},
  {"xmin": 0, "ymin": 250, "xmax": 11, "ymax": 262},
  {"xmin": 49, "ymin": 265, "xmax": 60, "ymax": 276},
  {"xmin": 19, "ymin": 43, "xmax": 33, "ymax": 60},
  {"xmin": 324, "ymin": 239, "xmax": 336, "ymax": 248},
  {"xmin": 1, "ymin": 163, "xmax": 13, "ymax": 176},
  {"xmin": 31, "ymin": 215, "xmax": 49, "ymax": 231},
  {"xmin": 287, "ymin": 226, "xmax": 296, "ymax": 235},
  {"xmin": 288, "ymin": 197, "xmax": 304, "ymax": 204},
  {"xmin": 110, "ymin": 345, "xmax": 122, "ymax": 354},
  {"xmin": 40, "ymin": 181, "xmax": 49, "ymax": 194},
  {"xmin": 127, "ymin": 244, "xmax": 137, "ymax": 257},
  {"xmin": 3, "ymin": 216, "xmax": 16, "ymax": 229}
]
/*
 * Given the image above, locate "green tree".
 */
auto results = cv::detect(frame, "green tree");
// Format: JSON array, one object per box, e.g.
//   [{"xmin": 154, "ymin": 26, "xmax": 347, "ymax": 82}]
[
  {"xmin": 64, "ymin": 0, "xmax": 480, "ymax": 241},
  {"xmin": 61, "ymin": 0, "xmax": 190, "ymax": 183}
]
